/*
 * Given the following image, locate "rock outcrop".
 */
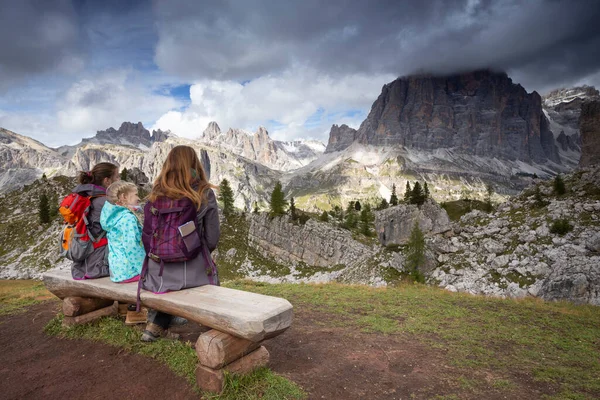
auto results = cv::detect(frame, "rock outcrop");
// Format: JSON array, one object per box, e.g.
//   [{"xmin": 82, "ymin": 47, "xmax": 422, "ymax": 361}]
[
  {"xmin": 326, "ymin": 70, "xmax": 560, "ymax": 164},
  {"xmin": 374, "ymin": 200, "xmax": 452, "ymax": 246},
  {"xmin": 248, "ymin": 213, "xmax": 374, "ymax": 268},
  {"xmin": 580, "ymin": 100, "xmax": 600, "ymax": 167}
]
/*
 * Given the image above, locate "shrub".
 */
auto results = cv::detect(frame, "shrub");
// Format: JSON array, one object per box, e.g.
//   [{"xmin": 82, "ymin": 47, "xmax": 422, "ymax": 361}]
[
  {"xmin": 553, "ymin": 174, "xmax": 566, "ymax": 195},
  {"xmin": 550, "ymin": 218, "xmax": 573, "ymax": 236}
]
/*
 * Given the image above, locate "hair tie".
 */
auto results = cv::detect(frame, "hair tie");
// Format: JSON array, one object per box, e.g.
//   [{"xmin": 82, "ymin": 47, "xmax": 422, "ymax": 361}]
[{"xmin": 86, "ymin": 171, "xmax": 92, "ymax": 178}]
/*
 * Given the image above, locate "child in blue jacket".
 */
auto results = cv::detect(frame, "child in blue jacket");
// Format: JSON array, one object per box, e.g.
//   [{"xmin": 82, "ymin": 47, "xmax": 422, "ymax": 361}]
[{"xmin": 100, "ymin": 181, "xmax": 145, "ymax": 283}]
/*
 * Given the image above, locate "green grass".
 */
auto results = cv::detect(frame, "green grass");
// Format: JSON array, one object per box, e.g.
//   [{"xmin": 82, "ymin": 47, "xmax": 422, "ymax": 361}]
[
  {"xmin": 441, "ymin": 199, "xmax": 490, "ymax": 221},
  {"xmin": 225, "ymin": 280, "xmax": 600, "ymax": 399},
  {"xmin": 44, "ymin": 314, "xmax": 305, "ymax": 399},
  {"xmin": 0, "ymin": 280, "xmax": 54, "ymax": 315}
]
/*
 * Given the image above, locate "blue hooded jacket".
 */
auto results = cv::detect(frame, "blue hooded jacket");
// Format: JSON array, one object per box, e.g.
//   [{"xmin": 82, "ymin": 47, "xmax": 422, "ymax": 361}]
[{"xmin": 100, "ymin": 202, "xmax": 145, "ymax": 282}]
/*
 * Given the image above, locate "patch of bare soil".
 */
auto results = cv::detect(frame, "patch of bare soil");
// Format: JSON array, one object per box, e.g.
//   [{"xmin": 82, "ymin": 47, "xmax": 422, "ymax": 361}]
[{"xmin": 1, "ymin": 303, "xmax": 555, "ymax": 399}]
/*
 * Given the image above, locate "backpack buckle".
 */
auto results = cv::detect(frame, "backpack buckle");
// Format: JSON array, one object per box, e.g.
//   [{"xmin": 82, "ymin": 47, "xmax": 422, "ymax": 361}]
[
  {"xmin": 148, "ymin": 253, "xmax": 161, "ymax": 263},
  {"xmin": 150, "ymin": 207, "xmax": 158, "ymax": 215}
]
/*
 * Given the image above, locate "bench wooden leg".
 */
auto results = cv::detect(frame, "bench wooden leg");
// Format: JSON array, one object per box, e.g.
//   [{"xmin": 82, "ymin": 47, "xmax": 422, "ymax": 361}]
[
  {"xmin": 63, "ymin": 296, "xmax": 114, "ymax": 317},
  {"xmin": 62, "ymin": 301, "xmax": 118, "ymax": 327},
  {"xmin": 195, "ymin": 346, "xmax": 270, "ymax": 393},
  {"xmin": 195, "ymin": 329, "xmax": 270, "ymax": 393}
]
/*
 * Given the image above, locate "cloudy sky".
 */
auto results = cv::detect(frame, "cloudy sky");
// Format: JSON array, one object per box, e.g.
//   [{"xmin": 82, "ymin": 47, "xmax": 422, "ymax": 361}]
[{"xmin": 1, "ymin": 0, "xmax": 599, "ymax": 147}]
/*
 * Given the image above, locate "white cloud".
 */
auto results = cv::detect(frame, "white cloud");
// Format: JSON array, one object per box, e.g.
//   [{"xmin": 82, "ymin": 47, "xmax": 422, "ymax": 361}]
[
  {"xmin": 0, "ymin": 69, "xmax": 183, "ymax": 147},
  {"xmin": 152, "ymin": 68, "xmax": 394, "ymax": 142}
]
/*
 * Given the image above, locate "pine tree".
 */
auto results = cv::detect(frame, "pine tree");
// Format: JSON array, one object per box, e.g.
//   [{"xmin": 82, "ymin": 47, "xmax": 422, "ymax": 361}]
[
  {"xmin": 120, "ymin": 168, "xmax": 128, "ymax": 181},
  {"xmin": 269, "ymin": 181, "xmax": 287, "ymax": 217},
  {"xmin": 219, "ymin": 178, "xmax": 235, "ymax": 217},
  {"xmin": 410, "ymin": 182, "xmax": 425, "ymax": 206},
  {"xmin": 404, "ymin": 182, "xmax": 412, "ymax": 202},
  {"xmin": 390, "ymin": 184, "xmax": 399, "ymax": 206},
  {"xmin": 423, "ymin": 182, "xmax": 430, "ymax": 200},
  {"xmin": 289, "ymin": 197, "xmax": 298, "ymax": 221},
  {"xmin": 405, "ymin": 220, "xmax": 426, "ymax": 283},
  {"xmin": 39, "ymin": 193, "xmax": 50, "ymax": 224},
  {"xmin": 377, "ymin": 198, "xmax": 389, "ymax": 210},
  {"xmin": 319, "ymin": 210, "xmax": 329, "ymax": 222},
  {"xmin": 360, "ymin": 204, "xmax": 373, "ymax": 236},
  {"xmin": 553, "ymin": 174, "xmax": 566, "ymax": 195},
  {"xmin": 354, "ymin": 200, "xmax": 362, "ymax": 211}
]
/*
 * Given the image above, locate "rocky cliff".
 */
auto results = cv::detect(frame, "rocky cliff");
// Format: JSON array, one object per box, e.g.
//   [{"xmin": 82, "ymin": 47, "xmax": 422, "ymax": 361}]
[
  {"xmin": 326, "ymin": 70, "xmax": 560, "ymax": 165},
  {"xmin": 248, "ymin": 213, "xmax": 374, "ymax": 269},
  {"xmin": 580, "ymin": 100, "xmax": 600, "ymax": 167}
]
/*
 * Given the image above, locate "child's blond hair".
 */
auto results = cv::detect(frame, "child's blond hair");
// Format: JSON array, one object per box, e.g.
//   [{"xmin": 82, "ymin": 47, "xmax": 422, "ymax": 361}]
[{"xmin": 106, "ymin": 181, "xmax": 138, "ymax": 205}]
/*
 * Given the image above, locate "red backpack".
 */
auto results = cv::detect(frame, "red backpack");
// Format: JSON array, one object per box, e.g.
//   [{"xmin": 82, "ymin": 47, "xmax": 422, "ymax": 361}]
[{"xmin": 59, "ymin": 193, "xmax": 107, "ymax": 262}]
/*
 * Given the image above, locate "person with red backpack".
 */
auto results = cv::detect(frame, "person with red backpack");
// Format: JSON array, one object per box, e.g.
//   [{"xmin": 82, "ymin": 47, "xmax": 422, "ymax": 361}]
[
  {"xmin": 60, "ymin": 162, "xmax": 120, "ymax": 280},
  {"xmin": 139, "ymin": 145, "xmax": 220, "ymax": 342}
]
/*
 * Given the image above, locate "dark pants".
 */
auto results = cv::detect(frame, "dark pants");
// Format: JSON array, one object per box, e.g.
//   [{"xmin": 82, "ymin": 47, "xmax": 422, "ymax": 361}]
[{"xmin": 148, "ymin": 309, "xmax": 172, "ymax": 329}]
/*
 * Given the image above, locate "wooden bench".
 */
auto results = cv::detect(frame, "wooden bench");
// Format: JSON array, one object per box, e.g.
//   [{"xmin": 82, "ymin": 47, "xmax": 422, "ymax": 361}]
[{"xmin": 43, "ymin": 269, "xmax": 293, "ymax": 393}]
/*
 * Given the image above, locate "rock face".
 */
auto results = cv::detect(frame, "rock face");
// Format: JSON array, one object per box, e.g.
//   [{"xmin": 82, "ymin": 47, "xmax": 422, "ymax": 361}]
[
  {"xmin": 579, "ymin": 100, "xmax": 600, "ymax": 167},
  {"xmin": 248, "ymin": 213, "xmax": 373, "ymax": 268},
  {"xmin": 200, "ymin": 122, "xmax": 324, "ymax": 171},
  {"xmin": 327, "ymin": 70, "xmax": 560, "ymax": 164},
  {"xmin": 374, "ymin": 200, "xmax": 452, "ymax": 246},
  {"xmin": 325, "ymin": 124, "xmax": 358, "ymax": 153}
]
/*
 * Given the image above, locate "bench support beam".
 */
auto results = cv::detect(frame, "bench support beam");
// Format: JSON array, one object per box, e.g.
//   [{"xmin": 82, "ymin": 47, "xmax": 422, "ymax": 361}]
[
  {"xmin": 63, "ymin": 296, "xmax": 114, "ymax": 317},
  {"xmin": 62, "ymin": 301, "xmax": 118, "ymax": 327}
]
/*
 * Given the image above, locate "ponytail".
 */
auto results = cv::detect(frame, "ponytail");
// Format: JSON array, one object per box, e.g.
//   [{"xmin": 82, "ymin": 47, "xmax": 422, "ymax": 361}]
[{"xmin": 78, "ymin": 162, "xmax": 118, "ymax": 186}]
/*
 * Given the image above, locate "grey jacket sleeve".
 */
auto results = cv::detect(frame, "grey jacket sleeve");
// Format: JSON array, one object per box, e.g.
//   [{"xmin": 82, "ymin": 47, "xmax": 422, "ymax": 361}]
[
  {"xmin": 89, "ymin": 196, "xmax": 108, "ymax": 239},
  {"xmin": 202, "ymin": 189, "xmax": 220, "ymax": 252}
]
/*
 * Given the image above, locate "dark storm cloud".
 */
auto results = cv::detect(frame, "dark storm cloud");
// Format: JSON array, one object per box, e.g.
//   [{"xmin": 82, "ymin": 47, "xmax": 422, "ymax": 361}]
[
  {"xmin": 0, "ymin": 0, "xmax": 81, "ymax": 88},
  {"xmin": 153, "ymin": 0, "xmax": 600, "ymax": 91}
]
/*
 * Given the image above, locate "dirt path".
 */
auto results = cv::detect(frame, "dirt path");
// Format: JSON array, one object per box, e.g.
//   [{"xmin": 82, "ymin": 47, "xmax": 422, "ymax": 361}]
[{"xmin": 0, "ymin": 302, "xmax": 551, "ymax": 399}]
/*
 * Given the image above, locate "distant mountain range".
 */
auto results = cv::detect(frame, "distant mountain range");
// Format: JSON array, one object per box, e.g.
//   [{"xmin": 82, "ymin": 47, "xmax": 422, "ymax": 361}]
[{"xmin": 1, "ymin": 70, "xmax": 598, "ymax": 211}]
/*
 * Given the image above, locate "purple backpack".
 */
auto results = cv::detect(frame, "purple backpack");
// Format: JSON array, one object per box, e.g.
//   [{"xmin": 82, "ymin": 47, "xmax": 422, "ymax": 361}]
[{"xmin": 142, "ymin": 196, "xmax": 202, "ymax": 269}]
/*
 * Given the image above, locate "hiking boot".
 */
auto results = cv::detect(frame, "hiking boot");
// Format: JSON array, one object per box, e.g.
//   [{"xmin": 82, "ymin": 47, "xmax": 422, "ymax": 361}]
[
  {"xmin": 141, "ymin": 322, "xmax": 163, "ymax": 342},
  {"xmin": 125, "ymin": 309, "xmax": 148, "ymax": 325},
  {"xmin": 141, "ymin": 323, "xmax": 181, "ymax": 342},
  {"xmin": 170, "ymin": 316, "xmax": 188, "ymax": 327}
]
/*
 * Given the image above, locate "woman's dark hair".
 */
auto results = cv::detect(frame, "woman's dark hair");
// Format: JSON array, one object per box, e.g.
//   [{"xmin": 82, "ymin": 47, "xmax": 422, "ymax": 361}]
[{"xmin": 78, "ymin": 162, "xmax": 118, "ymax": 186}]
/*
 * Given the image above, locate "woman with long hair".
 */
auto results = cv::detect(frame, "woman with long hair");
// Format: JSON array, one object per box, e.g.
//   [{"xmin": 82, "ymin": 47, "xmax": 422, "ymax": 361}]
[
  {"xmin": 71, "ymin": 162, "xmax": 120, "ymax": 280},
  {"xmin": 140, "ymin": 145, "xmax": 220, "ymax": 342}
]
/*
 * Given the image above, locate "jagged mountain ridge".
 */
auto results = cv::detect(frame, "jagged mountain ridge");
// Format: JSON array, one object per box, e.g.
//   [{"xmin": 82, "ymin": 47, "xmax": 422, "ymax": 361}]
[
  {"xmin": 200, "ymin": 121, "xmax": 325, "ymax": 171},
  {"xmin": 55, "ymin": 121, "xmax": 171, "ymax": 159}
]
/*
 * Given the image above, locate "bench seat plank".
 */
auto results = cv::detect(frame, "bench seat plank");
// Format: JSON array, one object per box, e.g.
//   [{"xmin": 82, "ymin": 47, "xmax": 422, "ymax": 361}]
[{"xmin": 43, "ymin": 269, "xmax": 293, "ymax": 342}]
